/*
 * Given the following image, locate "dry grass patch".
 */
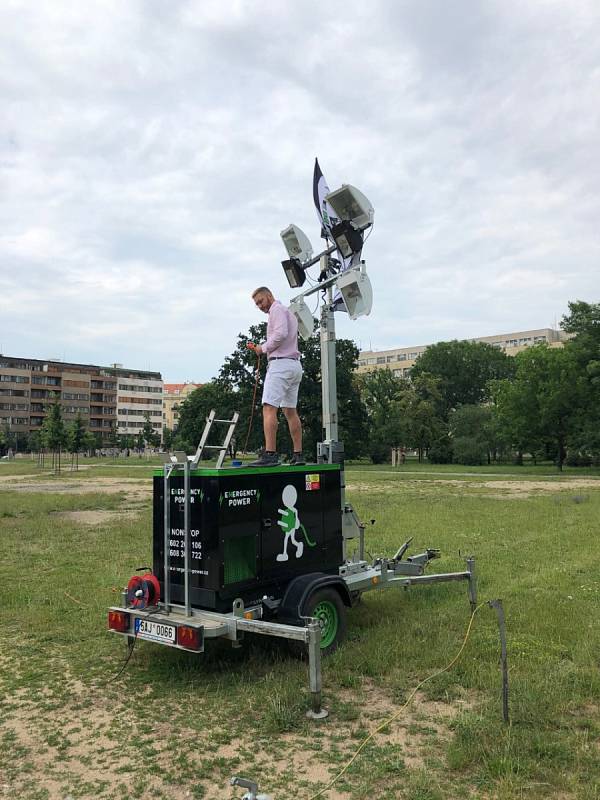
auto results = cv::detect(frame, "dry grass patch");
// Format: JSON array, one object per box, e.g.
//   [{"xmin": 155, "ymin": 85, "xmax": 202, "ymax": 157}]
[{"xmin": 49, "ymin": 509, "xmax": 140, "ymax": 525}]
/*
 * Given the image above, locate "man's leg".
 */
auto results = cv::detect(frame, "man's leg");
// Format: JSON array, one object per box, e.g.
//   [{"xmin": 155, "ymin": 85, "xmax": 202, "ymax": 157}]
[
  {"xmin": 282, "ymin": 407, "xmax": 302, "ymax": 452},
  {"xmin": 263, "ymin": 403, "xmax": 279, "ymax": 451}
]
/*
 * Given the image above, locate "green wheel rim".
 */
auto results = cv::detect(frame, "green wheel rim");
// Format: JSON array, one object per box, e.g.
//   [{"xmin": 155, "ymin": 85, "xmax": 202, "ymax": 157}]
[{"xmin": 313, "ymin": 600, "xmax": 339, "ymax": 649}]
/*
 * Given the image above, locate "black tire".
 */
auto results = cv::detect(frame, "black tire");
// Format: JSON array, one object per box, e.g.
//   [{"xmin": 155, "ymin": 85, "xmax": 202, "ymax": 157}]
[{"xmin": 288, "ymin": 587, "xmax": 347, "ymax": 658}]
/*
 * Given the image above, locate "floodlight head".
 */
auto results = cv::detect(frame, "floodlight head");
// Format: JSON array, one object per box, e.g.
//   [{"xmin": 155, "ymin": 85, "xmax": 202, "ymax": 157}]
[
  {"xmin": 280, "ymin": 224, "xmax": 314, "ymax": 263},
  {"xmin": 289, "ymin": 298, "xmax": 315, "ymax": 340},
  {"xmin": 336, "ymin": 266, "xmax": 373, "ymax": 320},
  {"xmin": 330, "ymin": 220, "xmax": 364, "ymax": 259},
  {"xmin": 324, "ymin": 184, "xmax": 374, "ymax": 231},
  {"xmin": 281, "ymin": 258, "xmax": 306, "ymax": 289}
]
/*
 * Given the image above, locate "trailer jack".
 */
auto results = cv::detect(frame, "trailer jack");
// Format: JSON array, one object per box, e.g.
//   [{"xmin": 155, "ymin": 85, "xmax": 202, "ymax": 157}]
[{"xmin": 230, "ymin": 775, "xmax": 273, "ymax": 800}]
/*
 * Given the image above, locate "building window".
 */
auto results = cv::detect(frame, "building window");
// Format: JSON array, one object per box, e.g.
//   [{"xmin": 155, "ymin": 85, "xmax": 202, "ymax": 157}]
[
  {"xmin": 63, "ymin": 392, "xmax": 89, "ymax": 401},
  {"xmin": 31, "ymin": 376, "xmax": 61, "ymax": 386}
]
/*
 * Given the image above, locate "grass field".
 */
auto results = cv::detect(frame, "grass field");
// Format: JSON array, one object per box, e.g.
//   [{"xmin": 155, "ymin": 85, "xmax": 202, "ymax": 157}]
[{"xmin": 0, "ymin": 458, "xmax": 599, "ymax": 799}]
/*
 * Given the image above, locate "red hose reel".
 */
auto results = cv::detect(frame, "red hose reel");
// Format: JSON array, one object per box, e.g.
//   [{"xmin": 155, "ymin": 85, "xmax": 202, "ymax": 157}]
[{"xmin": 126, "ymin": 571, "xmax": 160, "ymax": 610}]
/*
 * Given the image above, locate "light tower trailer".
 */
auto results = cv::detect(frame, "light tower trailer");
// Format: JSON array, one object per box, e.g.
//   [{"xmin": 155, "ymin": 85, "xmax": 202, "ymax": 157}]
[{"xmin": 108, "ymin": 199, "xmax": 477, "ymax": 717}]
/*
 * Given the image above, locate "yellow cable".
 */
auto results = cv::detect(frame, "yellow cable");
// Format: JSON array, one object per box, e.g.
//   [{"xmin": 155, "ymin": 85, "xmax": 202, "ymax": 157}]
[{"xmin": 307, "ymin": 602, "xmax": 487, "ymax": 800}]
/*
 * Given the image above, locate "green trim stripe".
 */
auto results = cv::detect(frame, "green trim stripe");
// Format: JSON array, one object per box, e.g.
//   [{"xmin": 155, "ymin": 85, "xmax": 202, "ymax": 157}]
[{"xmin": 153, "ymin": 463, "xmax": 341, "ymax": 477}]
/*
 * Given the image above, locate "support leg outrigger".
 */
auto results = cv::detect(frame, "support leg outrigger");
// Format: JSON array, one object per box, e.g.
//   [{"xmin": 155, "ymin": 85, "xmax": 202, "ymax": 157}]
[{"xmin": 306, "ymin": 618, "xmax": 328, "ymax": 720}]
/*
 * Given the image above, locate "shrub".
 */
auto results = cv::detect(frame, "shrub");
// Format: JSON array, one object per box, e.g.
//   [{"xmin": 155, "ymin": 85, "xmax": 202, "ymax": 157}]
[{"xmin": 452, "ymin": 436, "xmax": 487, "ymax": 466}]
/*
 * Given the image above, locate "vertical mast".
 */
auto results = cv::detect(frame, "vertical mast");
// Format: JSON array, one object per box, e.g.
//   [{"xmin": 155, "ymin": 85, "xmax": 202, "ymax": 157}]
[{"xmin": 319, "ymin": 283, "xmax": 338, "ymax": 456}]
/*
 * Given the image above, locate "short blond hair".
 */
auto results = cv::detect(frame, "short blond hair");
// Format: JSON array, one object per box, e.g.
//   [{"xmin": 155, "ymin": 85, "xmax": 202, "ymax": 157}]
[{"xmin": 252, "ymin": 286, "xmax": 273, "ymax": 299}]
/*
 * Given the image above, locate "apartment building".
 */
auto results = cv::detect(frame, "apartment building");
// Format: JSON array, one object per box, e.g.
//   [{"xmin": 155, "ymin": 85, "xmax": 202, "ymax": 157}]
[
  {"xmin": 115, "ymin": 365, "xmax": 163, "ymax": 440},
  {"xmin": 357, "ymin": 328, "xmax": 570, "ymax": 378},
  {"xmin": 0, "ymin": 355, "xmax": 162, "ymax": 444},
  {"xmin": 163, "ymin": 383, "xmax": 203, "ymax": 431}
]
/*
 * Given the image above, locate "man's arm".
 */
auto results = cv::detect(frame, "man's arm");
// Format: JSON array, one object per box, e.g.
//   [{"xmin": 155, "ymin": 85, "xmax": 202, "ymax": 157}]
[{"xmin": 262, "ymin": 304, "xmax": 288, "ymax": 355}]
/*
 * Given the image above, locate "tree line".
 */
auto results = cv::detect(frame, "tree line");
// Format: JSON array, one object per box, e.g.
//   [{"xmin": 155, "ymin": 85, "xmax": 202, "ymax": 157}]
[
  {"xmin": 170, "ymin": 301, "xmax": 600, "ymax": 469},
  {"xmin": 1, "ymin": 408, "xmax": 161, "ymax": 473},
  {"xmin": 7, "ymin": 300, "xmax": 594, "ymax": 470}
]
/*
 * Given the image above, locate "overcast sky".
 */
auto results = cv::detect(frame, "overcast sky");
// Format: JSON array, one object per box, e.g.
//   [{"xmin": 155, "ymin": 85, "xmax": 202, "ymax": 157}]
[{"xmin": 1, "ymin": 0, "xmax": 599, "ymax": 382}]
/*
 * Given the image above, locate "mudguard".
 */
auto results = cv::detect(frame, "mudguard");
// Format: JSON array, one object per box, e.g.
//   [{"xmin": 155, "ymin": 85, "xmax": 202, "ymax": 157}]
[{"xmin": 278, "ymin": 572, "xmax": 352, "ymax": 624}]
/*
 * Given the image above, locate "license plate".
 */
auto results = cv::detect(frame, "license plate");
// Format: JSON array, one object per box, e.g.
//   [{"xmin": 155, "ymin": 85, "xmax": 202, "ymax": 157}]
[{"xmin": 135, "ymin": 618, "xmax": 176, "ymax": 644}]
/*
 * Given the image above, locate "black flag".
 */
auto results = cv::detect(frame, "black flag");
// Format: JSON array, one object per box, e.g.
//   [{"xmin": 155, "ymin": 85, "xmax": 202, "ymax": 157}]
[{"xmin": 313, "ymin": 158, "xmax": 337, "ymax": 240}]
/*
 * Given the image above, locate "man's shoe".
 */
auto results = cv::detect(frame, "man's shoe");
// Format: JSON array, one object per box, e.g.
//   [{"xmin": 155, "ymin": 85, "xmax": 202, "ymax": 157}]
[
  {"xmin": 289, "ymin": 453, "xmax": 306, "ymax": 466},
  {"xmin": 249, "ymin": 451, "xmax": 280, "ymax": 467}
]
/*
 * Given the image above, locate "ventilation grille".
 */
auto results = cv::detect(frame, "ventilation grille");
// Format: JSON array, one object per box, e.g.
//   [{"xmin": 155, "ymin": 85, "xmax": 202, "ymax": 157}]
[{"xmin": 223, "ymin": 534, "xmax": 256, "ymax": 585}]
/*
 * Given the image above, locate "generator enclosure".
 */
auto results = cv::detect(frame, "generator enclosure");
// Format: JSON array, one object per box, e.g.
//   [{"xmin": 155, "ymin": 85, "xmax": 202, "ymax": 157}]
[{"xmin": 153, "ymin": 464, "xmax": 343, "ymax": 612}]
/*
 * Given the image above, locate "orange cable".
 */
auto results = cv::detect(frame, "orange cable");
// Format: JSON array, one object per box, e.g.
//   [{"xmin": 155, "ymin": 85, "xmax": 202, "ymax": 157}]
[{"xmin": 242, "ymin": 352, "xmax": 261, "ymax": 455}]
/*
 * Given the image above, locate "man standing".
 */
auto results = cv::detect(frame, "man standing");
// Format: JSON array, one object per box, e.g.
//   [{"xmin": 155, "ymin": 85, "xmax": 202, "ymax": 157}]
[{"xmin": 248, "ymin": 286, "xmax": 304, "ymax": 466}]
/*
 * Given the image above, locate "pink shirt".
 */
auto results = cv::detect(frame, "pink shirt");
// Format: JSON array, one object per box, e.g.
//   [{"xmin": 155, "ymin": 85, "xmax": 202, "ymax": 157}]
[{"xmin": 262, "ymin": 300, "xmax": 300, "ymax": 360}]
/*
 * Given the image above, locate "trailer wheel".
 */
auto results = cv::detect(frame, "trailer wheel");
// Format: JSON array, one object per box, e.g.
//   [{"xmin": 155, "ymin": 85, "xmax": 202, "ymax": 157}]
[{"xmin": 290, "ymin": 587, "xmax": 347, "ymax": 658}]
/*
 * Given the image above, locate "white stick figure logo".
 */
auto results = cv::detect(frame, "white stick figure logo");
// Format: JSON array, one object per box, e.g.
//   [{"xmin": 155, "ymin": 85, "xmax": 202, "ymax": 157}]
[{"xmin": 276, "ymin": 484, "xmax": 316, "ymax": 561}]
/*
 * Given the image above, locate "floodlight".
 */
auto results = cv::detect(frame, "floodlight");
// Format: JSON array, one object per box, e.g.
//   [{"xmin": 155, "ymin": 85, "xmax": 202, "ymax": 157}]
[
  {"xmin": 280, "ymin": 224, "xmax": 314, "ymax": 263},
  {"xmin": 336, "ymin": 266, "xmax": 373, "ymax": 320},
  {"xmin": 289, "ymin": 298, "xmax": 315, "ymax": 340},
  {"xmin": 330, "ymin": 220, "xmax": 364, "ymax": 259},
  {"xmin": 325, "ymin": 184, "xmax": 374, "ymax": 231},
  {"xmin": 281, "ymin": 258, "xmax": 306, "ymax": 289}
]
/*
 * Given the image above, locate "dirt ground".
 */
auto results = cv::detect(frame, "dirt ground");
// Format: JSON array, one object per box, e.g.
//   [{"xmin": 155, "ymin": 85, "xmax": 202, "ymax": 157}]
[
  {"xmin": 0, "ymin": 467, "xmax": 595, "ymax": 798},
  {"xmin": 346, "ymin": 477, "xmax": 600, "ymax": 499},
  {"xmin": 0, "ymin": 473, "xmax": 151, "ymax": 495},
  {"xmin": 0, "ymin": 645, "xmax": 476, "ymax": 800}
]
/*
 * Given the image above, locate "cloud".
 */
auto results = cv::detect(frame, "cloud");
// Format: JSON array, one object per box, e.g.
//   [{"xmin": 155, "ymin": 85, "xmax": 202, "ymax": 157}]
[{"xmin": 1, "ymin": 0, "xmax": 599, "ymax": 379}]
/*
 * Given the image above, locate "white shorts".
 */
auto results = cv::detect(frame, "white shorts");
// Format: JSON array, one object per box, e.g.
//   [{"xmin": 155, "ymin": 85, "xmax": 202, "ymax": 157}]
[{"xmin": 262, "ymin": 359, "xmax": 303, "ymax": 408}]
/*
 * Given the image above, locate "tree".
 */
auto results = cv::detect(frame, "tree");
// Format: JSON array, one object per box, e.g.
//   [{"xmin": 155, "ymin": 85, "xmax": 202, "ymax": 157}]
[
  {"xmin": 357, "ymin": 370, "xmax": 448, "ymax": 463},
  {"xmin": 411, "ymin": 339, "xmax": 515, "ymax": 418},
  {"xmin": 67, "ymin": 413, "xmax": 86, "ymax": 471},
  {"xmin": 492, "ymin": 344, "xmax": 584, "ymax": 470},
  {"xmin": 119, "ymin": 433, "xmax": 135, "ymax": 454},
  {"xmin": 449, "ymin": 404, "xmax": 496, "ymax": 465},
  {"xmin": 28, "ymin": 431, "xmax": 41, "ymax": 454},
  {"xmin": 141, "ymin": 412, "xmax": 160, "ymax": 449},
  {"xmin": 175, "ymin": 381, "xmax": 237, "ymax": 454},
  {"xmin": 82, "ymin": 430, "xmax": 97, "ymax": 456},
  {"xmin": 357, "ymin": 369, "xmax": 407, "ymax": 462},
  {"xmin": 135, "ymin": 431, "xmax": 146, "ymax": 455},
  {"xmin": 389, "ymin": 375, "xmax": 448, "ymax": 463},
  {"xmin": 107, "ymin": 424, "xmax": 120, "ymax": 456},
  {"xmin": 41, "ymin": 401, "xmax": 68, "ymax": 474},
  {"xmin": 561, "ymin": 301, "xmax": 600, "ymax": 462},
  {"xmin": 162, "ymin": 427, "xmax": 175, "ymax": 451},
  {"xmin": 294, "ymin": 335, "xmax": 367, "ymax": 460},
  {"xmin": 561, "ymin": 300, "xmax": 600, "ymax": 344}
]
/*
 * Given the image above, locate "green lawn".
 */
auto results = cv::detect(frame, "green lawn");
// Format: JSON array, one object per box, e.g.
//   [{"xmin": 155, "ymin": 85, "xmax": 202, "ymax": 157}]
[{"xmin": 0, "ymin": 463, "xmax": 598, "ymax": 799}]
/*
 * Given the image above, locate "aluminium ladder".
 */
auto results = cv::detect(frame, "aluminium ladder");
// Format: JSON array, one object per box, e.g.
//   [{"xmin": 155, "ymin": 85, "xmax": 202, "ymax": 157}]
[{"xmin": 190, "ymin": 409, "xmax": 239, "ymax": 468}]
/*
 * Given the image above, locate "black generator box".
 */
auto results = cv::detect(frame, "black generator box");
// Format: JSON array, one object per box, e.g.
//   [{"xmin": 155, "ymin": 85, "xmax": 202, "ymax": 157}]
[{"xmin": 152, "ymin": 463, "xmax": 343, "ymax": 612}]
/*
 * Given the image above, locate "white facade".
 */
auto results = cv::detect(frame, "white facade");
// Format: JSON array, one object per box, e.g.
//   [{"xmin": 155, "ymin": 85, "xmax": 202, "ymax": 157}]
[
  {"xmin": 116, "ymin": 373, "xmax": 164, "ymax": 439},
  {"xmin": 358, "ymin": 327, "xmax": 571, "ymax": 377}
]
